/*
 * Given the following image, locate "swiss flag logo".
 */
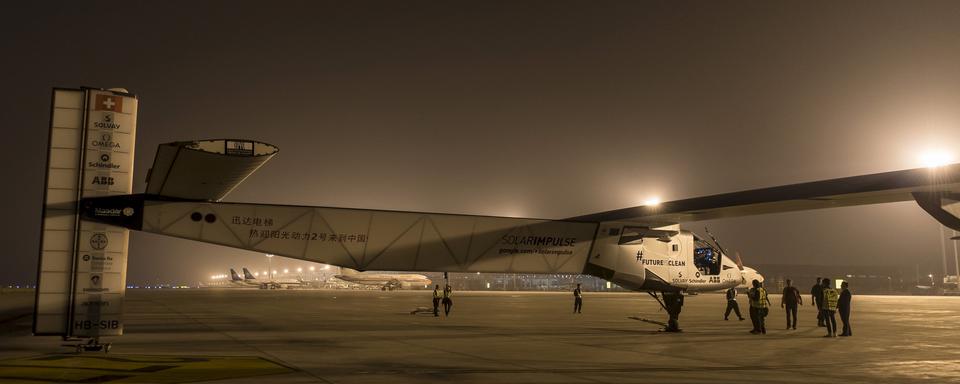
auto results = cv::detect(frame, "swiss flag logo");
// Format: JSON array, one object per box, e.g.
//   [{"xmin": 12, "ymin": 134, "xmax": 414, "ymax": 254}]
[{"xmin": 95, "ymin": 94, "xmax": 123, "ymax": 112}]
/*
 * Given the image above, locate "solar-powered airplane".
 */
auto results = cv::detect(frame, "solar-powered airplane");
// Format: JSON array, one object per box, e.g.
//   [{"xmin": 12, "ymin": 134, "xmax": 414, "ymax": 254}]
[{"xmin": 34, "ymin": 88, "xmax": 960, "ymax": 350}]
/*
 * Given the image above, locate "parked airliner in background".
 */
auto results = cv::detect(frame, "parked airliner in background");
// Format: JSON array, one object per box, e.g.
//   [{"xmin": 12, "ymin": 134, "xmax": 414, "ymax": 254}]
[
  {"xmin": 335, "ymin": 268, "xmax": 432, "ymax": 290},
  {"xmin": 240, "ymin": 267, "xmax": 307, "ymax": 289},
  {"xmin": 228, "ymin": 268, "xmax": 260, "ymax": 288}
]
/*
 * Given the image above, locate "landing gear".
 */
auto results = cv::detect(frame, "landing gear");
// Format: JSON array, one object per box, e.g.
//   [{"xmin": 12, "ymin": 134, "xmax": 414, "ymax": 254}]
[
  {"xmin": 628, "ymin": 292, "xmax": 685, "ymax": 331},
  {"xmin": 645, "ymin": 291, "xmax": 683, "ymax": 332},
  {"xmin": 64, "ymin": 338, "xmax": 111, "ymax": 354}
]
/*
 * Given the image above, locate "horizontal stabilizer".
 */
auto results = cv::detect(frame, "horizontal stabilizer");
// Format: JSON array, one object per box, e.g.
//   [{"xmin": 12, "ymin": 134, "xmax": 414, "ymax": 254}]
[{"xmin": 145, "ymin": 140, "xmax": 278, "ymax": 201}]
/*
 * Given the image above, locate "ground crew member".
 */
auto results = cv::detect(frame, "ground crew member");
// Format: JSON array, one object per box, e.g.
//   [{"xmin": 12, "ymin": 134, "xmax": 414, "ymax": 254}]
[
  {"xmin": 573, "ymin": 283, "xmax": 583, "ymax": 314},
  {"xmin": 663, "ymin": 291, "xmax": 684, "ymax": 332},
  {"xmin": 748, "ymin": 279, "xmax": 769, "ymax": 334},
  {"xmin": 442, "ymin": 284, "xmax": 453, "ymax": 316},
  {"xmin": 838, "ymin": 281, "xmax": 852, "ymax": 336},
  {"xmin": 821, "ymin": 278, "xmax": 839, "ymax": 337},
  {"xmin": 781, "ymin": 279, "xmax": 802, "ymax": 329},
  {"xmin": 724, "ymin": 286, "xmax": 744, "ymax": 321},
  {"xmin": 811, "ymin": 277, "xmax": 824, "ymax": 327},
  {"xmin": 432, "ymin": 285, "xmax": 442, "ymax": 317}
]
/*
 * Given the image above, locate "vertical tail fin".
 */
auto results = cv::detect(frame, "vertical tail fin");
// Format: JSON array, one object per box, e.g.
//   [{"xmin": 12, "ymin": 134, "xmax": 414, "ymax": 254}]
[
  {"xmin": 230, "ymin": 269, "xmax": 242, "ymax": 281},
  {"xmin": 34, "ymin": 88, "xmax": 137, "ymax": 338},
  {"xmin": 242, "ymin": 267, "xmax": 256, "ymax": 280}
]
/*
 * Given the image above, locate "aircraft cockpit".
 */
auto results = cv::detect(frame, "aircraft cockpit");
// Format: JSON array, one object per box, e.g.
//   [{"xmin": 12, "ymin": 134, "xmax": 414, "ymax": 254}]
[{"xmin": 693, "ymin": 236, "xmax": 721, "ymax": 275}]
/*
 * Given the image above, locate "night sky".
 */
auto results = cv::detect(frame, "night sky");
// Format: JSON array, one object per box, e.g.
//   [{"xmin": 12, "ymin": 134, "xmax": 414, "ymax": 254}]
[{"xmin": 3, "ymin": 1, "xmax": 960, "ymax": 285}]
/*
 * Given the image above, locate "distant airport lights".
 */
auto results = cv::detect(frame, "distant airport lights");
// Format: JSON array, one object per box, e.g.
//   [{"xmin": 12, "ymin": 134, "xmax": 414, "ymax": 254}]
[
  {"xmin": 919, "ymin": 150, "xmax": 955, "ymax": 168},
  {"xmin": 643, "ymin": 197, "xmax": 661, "ymax": 206}
]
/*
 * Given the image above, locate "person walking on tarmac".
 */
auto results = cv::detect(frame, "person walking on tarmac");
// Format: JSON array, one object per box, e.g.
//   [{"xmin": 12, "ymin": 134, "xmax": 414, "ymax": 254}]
[
  {"xmin": 442, "ymin": 284, "xmax": 454, "ymax": 316},
  {"xmin": 811, "ymin": 277, "xmax": 825, "ymax": 327},
  {"xmin": 748, "ymin": 279, "xmax": 769, "ymax": 334},
  {"xmin": 573, "ymin": 283, "xmax": 583, "ymax": 314},
  {"xmin": 663, "ymin": 291, "xmax": 684, "ymax": 332},
  {"xmin": 838, "ymin": 281, "xmax": 853, "ymax": 336},
  {"xmin": 821, "ymin": 278, "xmax": 839, "ymax": 337},
  {"xmin": 432, "ymin": 285, "xmax": 442, "ymax": 317},
  {"xmin": 781, "ymin": 279, "xmax": 803, "ymax": 329},
  {"xmin": 724, "ymin": 286, "xmax": 745, "ymax": 321}
]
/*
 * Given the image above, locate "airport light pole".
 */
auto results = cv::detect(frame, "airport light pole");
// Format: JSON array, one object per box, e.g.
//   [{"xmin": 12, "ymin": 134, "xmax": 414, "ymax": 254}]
[
  {"xmin": 920, "ymin": 150, "xmax": 955, "ymax": 288},
  {"xmin": 266, "ymin": 254, "xmax": 274, "ymax": 280},
  {"xmin": 954, "ymin": 230, "xmax": 959, "ymax": 289},
  {"xmin": 941, "ymin": 225, "xmax": 948, "ymax": 286}
]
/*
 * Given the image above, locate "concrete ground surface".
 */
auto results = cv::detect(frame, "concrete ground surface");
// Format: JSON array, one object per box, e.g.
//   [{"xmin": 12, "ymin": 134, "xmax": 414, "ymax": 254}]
[{"xmin": 1, "ymin": 289, "xmax": 958, "ymax": 383}]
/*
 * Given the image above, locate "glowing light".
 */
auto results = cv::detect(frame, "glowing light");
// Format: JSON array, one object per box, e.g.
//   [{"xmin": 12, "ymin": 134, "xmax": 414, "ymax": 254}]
[
  {"xmin": 323, "ymin": 265, "xmax": 330, "ymax": 270},
  {"xmin": 643, "ymin": 197, "xmax": 661, "ymax": 206},
  {"xmin": 283, "ymin": 268, "xmax": 289, "ymax": 274},
  {"xmin": 919, "ymin": 150, "xmax": 954, "ymax": 168},
  {"xmin": 297, "ymin": 267, "xmax": 303, "ymax": 273},
  {"xmin": 265, "ymin": 254, "xmax": 274, "ymax": 258},
  {"xmin": 253, "ymin": 272, "xmax": 259, "ymax": 277},
  {"xmin": 309, "ymin": 266, "xmax": 315, "ymax": 271}
]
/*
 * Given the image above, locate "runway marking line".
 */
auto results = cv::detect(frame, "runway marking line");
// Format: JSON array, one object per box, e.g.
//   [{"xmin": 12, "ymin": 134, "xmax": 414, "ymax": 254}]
[{"xmin": 0, "ymin": 354, "xmax": 294, "ymax": 383}]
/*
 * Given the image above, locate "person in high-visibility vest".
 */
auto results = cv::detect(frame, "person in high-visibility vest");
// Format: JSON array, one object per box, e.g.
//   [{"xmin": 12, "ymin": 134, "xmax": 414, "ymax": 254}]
[
  {"xmin": 748, "ymin": 279, "xmax": 769, "ymax": 334},
  {"xmin": 821, "ymin": 278, "xmax": 840, "ymax": 337},
  {"xmin": 432, "ymin": 285, "xmax": 442, "ymax": 317}
]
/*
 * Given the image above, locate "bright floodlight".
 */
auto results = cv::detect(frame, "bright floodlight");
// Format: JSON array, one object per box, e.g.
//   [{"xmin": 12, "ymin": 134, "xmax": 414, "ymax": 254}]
[
  {"xmin": 643, "ymin": 197, "xmax": 661, "ymax": 206},
  {"xmin": 297, "ymin": 267, "xmax": 303, "ymax": 273},
  {"xmin": 253, "ymin": 272, "xmax": 259, "ymax": 277},
  {"xmin": 265, "ymin": 253, "xmax": 274, "ymax": 258},
  {"xmin": 309, "ymin": 266, "xmax": 315, "ymax": 271},
  {"xmin": 283, "ymin": 268, "xmax": 289, "ymax": 274},
  {"xmin": 919, "ymin": 150, "xmax": 954, "ymax": 168}
]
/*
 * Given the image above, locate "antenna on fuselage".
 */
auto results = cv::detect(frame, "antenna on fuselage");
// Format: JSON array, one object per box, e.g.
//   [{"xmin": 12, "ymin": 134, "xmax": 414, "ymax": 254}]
[{"xmin": 703, "ymin": 226, "xmax": 726, "ymax": 254}]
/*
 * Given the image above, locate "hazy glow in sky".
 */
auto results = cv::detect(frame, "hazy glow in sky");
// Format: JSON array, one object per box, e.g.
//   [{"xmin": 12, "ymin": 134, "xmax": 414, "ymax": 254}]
[
  {"xmin": 918, "ymin": 150, "xmax": 955, "ymax": 168},
  {"xmin": 3, "ymin": 2, "xmax": 960, "ymax": 283}
]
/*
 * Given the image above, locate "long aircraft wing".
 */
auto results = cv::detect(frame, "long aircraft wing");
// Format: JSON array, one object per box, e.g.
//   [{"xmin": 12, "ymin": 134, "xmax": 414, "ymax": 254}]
[
  {"xmin": 80, "ymin": 140, "xmax": 960, "ymax": 275},
  {"xmin": 569, "ymin": 164, "xmax": 960, "ymax": 230}
]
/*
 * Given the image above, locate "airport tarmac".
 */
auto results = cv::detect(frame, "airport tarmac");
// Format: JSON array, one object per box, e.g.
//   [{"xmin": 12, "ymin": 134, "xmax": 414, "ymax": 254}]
[{"xmin": 1, "ymin": 289, "xmax": 959, "ymax": 383}]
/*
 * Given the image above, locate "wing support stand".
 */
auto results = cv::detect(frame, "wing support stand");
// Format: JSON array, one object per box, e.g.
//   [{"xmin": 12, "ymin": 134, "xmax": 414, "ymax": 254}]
[{"xmin": 62, "ymin": 337, "xmax": 112, "ymax": 354}]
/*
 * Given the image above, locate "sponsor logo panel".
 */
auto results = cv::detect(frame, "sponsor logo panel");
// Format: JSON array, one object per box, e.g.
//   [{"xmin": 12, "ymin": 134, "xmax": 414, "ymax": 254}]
[
  {"xmin": 76, "ymin": 252, "xmax": 124, "ymax": 273},
  {"xmin": 72, "ymin": 293, "xmax": 124, "ymax": 316},
  {"xmin": 76, "ymin": 230, "xmax": 126, "ymax": 253},
  {"xmin": 82, "ymin": 172, "xmax": 132, "ymax": 192},
  {"xmin": 84, "ymin": 150, "xmax": 131, "ymax": 171},
  {"xmin": 86, "ymin": 131, "xmax": 133, "ymax": 153}
]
